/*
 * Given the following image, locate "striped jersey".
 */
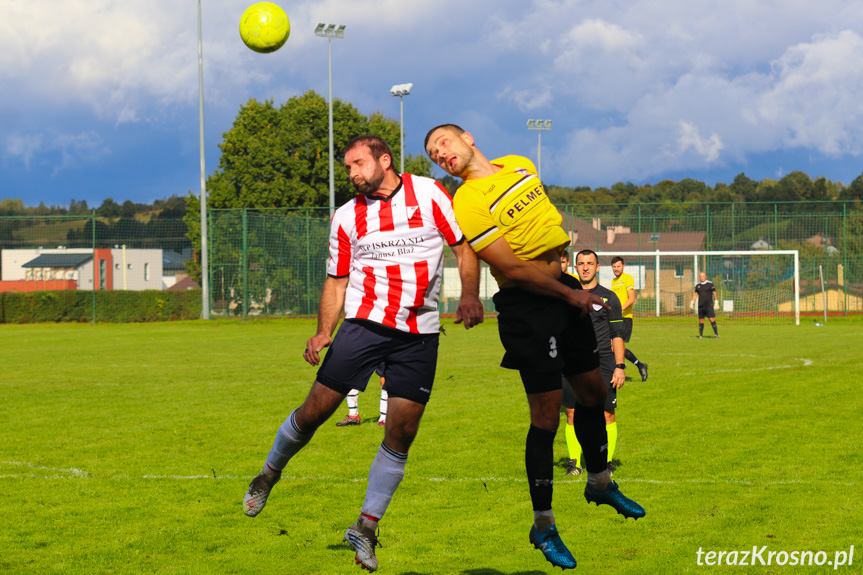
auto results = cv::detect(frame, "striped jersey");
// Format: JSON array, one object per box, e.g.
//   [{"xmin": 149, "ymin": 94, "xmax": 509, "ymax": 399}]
[
  {"xmin": 327, "ymin": 173, "xmax": 463, "ymax": 334},
  {"xmin": 452, "ymin": 155, "xmax": 570, "ymax": 287}
]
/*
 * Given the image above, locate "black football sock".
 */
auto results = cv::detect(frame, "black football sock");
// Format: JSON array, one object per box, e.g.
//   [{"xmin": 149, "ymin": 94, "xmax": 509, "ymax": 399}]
[
  {"xmin": 573, "ymin": 402, "xmax": 608, "ymax": 474},
  {"xmin": 525, "ymin": 425, "xmax": 556, "ymax": 512},
  {"xmin": 699, "ymin": 323, "xmax": 704, "ymax": 336},
  {"xmin": 624, "ymin": 348, "xmax": 640, "ymax": 365},
  {"xmin": 712, "ymin": 322, "xmax": 719, "ymax": 335}
]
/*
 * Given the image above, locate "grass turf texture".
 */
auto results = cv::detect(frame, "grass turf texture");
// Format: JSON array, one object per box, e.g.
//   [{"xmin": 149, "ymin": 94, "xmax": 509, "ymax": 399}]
[{"xmin": 1, "ymin": 318, "xmax": 860, "ymax": 574}]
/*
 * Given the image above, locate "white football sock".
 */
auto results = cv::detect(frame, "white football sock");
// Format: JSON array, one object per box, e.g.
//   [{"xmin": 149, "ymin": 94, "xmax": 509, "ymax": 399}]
[
  {"xmin": 361, "ymin": 442, "xmax": 407, "ymax": 520},
  {"xmin": 265, "ymin": 410, "xmax": 314, "ymax": 474},
  {"xmin": 534, "ymin": 509, "xmax": 555, "ymax": 531},
  {"xmin": 347, "ymin": 389, "xmax": 360, "ymax": 417},
  {"xmin": 379, "ymin": 389, "xmax": 388, "ymax": 420},
  {"xmin": 587, "ymin": 468, "xmax": 612, "ymax": 490}
]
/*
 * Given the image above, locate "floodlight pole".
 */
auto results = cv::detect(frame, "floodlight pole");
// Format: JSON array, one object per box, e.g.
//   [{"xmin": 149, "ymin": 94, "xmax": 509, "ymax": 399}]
[
  {"xmin": 526, "ymin": 119, "xmax": 552, "ymax": 181},
  {"xmin": 315, "ymin": 23, "xmax": 345, "ymax": 219},
  {"xmin": 197, "ymin": 0, "xmax": 210, "ymax": 319},
  {"xmin": 390, "ymin": 83, "xmax": 413, "ymax": 173}
]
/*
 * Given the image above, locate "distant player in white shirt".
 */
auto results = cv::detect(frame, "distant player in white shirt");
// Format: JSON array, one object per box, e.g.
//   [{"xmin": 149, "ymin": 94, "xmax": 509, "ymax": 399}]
[{"xmin": 242, "ymin": 135, "xmax": 484, "ymax": 572}]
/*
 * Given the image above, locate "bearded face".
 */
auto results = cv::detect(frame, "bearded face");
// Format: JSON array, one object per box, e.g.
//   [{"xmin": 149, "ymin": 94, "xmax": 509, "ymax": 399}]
[
  {"xmin": 351, "ymin": 161, "xmax": 386, "ymax": 196},
  {"xmin": 345, "ymin": 145, "xmax": 388, "ymax": 197}
]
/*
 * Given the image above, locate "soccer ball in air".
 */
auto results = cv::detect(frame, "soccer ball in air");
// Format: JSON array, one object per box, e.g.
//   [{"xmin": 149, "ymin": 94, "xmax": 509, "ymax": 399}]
[{"xmin": 239, "ymin": 3, "xmax": 290, "ymax": 54}]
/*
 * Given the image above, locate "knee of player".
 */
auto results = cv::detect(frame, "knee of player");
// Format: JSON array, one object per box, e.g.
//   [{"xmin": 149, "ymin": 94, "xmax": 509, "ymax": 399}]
[
  {"xmin": 531, "ymin": 410, "xmax": 561, "ymax": 432},
  {"xmin": 385, "ymin": 420, "xmax": 420, "ymax": 451}
]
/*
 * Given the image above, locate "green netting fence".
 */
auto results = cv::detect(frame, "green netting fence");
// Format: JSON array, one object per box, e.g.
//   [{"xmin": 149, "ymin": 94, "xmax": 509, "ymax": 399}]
[{"xmin": 1, "ymin": 201, "xmax": 862, "ymax": 322}]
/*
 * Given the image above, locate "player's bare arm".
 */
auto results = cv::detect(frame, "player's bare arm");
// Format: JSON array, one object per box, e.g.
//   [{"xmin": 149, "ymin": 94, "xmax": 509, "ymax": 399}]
[
  {"xmin": 304, "ymin": 275, "xmax": 349, "ymax": 366},
  {"xmin": 476, "ymin": 238, "xmax": 608, "ymax": 315},
  {"xmin": 623, "ymin": 289, "xmax": 636, "ymax": 312},
  {"xmin": 451, "ymin": 241, "xmax": 484, "ymax": 329},
  {"xmin": 611, "ymin": 337, "xmax": 626, "ymax": 389}
]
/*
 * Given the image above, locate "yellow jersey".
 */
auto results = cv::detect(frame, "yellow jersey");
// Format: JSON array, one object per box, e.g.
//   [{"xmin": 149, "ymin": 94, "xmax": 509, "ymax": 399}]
[
  {"xmin": 611, "ymin": 272, "xmax": 635, "ymax": 319},
  {"xmin": 453, "ymin": 155, "xmax": 569, "ymax": 287}
]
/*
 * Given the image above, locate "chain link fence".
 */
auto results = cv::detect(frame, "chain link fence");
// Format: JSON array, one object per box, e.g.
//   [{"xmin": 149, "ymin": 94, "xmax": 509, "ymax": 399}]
[{"xmin": 1, "ymin": 201, "xmax": 861, "ymax": 321}]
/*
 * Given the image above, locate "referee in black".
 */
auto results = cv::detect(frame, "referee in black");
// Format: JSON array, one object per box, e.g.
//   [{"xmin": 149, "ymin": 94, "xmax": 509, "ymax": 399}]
[{"xmin": 572, "ymin": 249, "xmax": 626, "ymax": 470}]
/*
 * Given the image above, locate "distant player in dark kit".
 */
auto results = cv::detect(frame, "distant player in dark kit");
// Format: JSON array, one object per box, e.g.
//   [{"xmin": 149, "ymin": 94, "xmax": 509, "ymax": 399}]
[
  {"xmin": 691, "ymin": 272, "xmax": 719, "ymax": 338},
  {"xmin": 426, "ymin": 124, "xmax": 645, "ymax": 571}
]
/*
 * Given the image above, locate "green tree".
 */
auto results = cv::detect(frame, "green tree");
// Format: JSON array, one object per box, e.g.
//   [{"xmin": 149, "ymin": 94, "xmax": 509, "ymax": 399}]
[
  {"xmin": 183, "ymin": 91, "xmax": 405, "ymax": 284},
  {"xmin": 839, "ymin": 172, "xmax": 863, "ymax": 200},
  {"xmin": 776, "ymin": 171, "xmax": 812, "ymax": 203},
  {"xmin": 189, "ymin": 91, "xmax": 407, "ymax": 216},
  {"xmin": 97, "ymin": 198, "xmax": 121, "ymax": 218},
  {"xmin": 730, "ymin": 173, "xmax": 758, "ymax": 202}
]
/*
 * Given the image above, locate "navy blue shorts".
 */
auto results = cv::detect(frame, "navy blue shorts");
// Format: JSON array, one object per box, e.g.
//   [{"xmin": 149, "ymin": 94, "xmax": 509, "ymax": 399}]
[{"xmin": 317, "ymin": 320, "xmax": 439, "ymax": 405}]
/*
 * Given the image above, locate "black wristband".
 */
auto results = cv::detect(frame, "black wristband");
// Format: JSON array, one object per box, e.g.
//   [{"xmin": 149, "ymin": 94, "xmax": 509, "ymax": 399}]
[{"xmin": 615, "ymin": 363, "xmax": 625, "ymax": 369}]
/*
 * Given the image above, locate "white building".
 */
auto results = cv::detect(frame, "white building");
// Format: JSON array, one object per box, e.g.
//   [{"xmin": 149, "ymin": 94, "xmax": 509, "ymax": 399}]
[{"xmin": 1, "ymin": 247, "xmax": 163, "ymax": 291}]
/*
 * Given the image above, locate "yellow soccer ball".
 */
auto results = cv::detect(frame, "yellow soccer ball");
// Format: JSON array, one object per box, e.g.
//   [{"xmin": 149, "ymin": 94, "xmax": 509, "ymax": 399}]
[{"xmin": 239, "ymin": 3, "xmax": 290, "ymax": 54}]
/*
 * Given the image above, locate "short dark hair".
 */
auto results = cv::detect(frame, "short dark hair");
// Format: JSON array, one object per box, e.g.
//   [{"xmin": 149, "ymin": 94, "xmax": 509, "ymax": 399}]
[
  {"xmin": 343, "ymin": 135, "xmax": 394, "ymax": 166},
  {"xmin": 560, "ymin": 249, "xmax": 570, "ymax": 261},
  {"xmin": 611, "ymin": 256, "xmax": 625, "ymax": 265},
  {"xmin": 576, "ymin": 249, "xmax": 598, "ymax": 263},
  {"xmin": 423, "ymin": 124, "xmax": 465, "ymax": 152}
]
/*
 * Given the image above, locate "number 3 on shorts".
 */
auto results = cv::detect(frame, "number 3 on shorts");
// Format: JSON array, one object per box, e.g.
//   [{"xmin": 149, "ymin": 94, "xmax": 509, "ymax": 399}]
[{"xmin": 548, "ymin": 336, "xmax": 558, "ymax": 358}]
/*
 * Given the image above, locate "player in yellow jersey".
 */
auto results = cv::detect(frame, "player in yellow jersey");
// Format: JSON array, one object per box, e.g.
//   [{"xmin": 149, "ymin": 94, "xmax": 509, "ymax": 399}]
[
  {"xmin": 610, "ymin": 257, "xmax": 648, "ymax": 381},
  {"xmin": 425, "ymin": 124, "xmax": 645, "ymax": 570}
]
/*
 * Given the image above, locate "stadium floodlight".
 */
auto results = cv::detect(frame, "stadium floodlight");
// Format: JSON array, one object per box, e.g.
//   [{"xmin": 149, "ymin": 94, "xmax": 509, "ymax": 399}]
[
  {"xmin": 390, "ymin": 83, "xmax": 413, "ymax": 173},
  {"xmin": 315, "ymin": 23, "xmax": 346, "ymax": 218},
  {"xmin": 526, "ymin": 119, "xmax": 552, "ymax": 180}
]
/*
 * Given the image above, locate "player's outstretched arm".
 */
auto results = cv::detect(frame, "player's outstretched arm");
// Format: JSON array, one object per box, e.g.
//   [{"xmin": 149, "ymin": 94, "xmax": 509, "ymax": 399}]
[
  {"xmin": 451, "ymin": 241, "xmax": 484, "ymax": 329},
  {"xmin": 304, "ymin": 275, "xmax": 349, "ymax": 366},
  {"xmin": 476, "ymin": 238, "xmax": 608, "ymax": 315}
]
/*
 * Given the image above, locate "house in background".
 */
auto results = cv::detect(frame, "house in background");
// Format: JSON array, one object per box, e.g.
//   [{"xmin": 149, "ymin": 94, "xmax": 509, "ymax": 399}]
[
  {"xmin": 560, "ymin": 215, "xmax": 707, "ymax": 312},
  {"xmin": 162, "ymin": 249, "xmax": 194, "ymax": 289},
  {"xmin": 0, "ymin": 247, "xmax": 163, "ymax": 292}
]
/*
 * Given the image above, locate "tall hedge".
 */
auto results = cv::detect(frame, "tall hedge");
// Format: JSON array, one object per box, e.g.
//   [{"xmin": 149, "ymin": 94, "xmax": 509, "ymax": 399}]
[{"xmin": 0, "ymin": 290, "xmax": 202, "ymax": 323}]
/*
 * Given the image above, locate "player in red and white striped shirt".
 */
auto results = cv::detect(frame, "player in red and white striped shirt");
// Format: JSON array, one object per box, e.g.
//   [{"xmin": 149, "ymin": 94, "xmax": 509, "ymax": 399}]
[{"xmin": 243, "ymin": 135, "xmax": 483, "ymax": 572}]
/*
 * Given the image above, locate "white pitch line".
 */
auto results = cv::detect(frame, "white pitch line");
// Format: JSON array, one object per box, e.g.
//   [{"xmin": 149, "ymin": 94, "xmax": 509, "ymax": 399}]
[
  {"xmin": 676, "ymin": 357, "xmax": 812, "ymax": 376},
  {"xmin": 1, "ymin": 471, "xmax": 857, "ymax": 487},
  {"xmin": 0, "ymin": 460, "xmax": 89, "ymax": 477}
]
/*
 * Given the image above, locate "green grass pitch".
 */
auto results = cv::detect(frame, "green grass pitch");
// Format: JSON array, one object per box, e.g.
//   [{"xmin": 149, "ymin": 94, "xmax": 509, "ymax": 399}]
[{"xmin": 1, "ymin": 318, "xmax": 860, "ymax": 574}]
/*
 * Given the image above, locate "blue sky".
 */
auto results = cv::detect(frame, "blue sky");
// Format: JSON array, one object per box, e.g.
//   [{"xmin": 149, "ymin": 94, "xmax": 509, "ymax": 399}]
[{"xmin": 3, "ymin": 0, "xmax": 863, "ymax": 208}]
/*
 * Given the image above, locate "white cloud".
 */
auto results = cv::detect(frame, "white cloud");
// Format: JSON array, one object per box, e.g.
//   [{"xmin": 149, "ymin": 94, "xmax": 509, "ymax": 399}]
[
  {"xmin": 3, "ymin": 134, "xmax": 43, "ymax": 170},
  {"xmin": 759, "ymin": 30, "xmax": 863, "ymax": 155},
  {"xmin": 3, "ymin": 131, "xmax": 108, "ymax": 173},
  {"xmin": 674, "ymin": 121, "xmax": 723, "ymax": 163},
  {"xmin": 485, "ymin": 1, "xmax": 863, "ymax": 184},
  {"xmin": 4, "ymin": 0, "xmax": 863, "ymax": 196}
]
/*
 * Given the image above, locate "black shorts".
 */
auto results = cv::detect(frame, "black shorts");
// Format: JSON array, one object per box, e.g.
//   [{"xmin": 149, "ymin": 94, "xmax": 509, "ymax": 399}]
[
  {"xmin": 619, "ymin": 318, "xmax": 633, "ymax": 343},
  {"xmin": 317, "ymin": 320, "xmax": 438, "ymax": 405},
  {"xmin": 698, "ymin": 305, "xmax": 716, "ymax": 319},
  {"xmin": 560, "ymin": 360, "xmax": 616, "ymax": 412},
  {"xmin": 561, "ymin": 376, "xmax": 576, "ymax": 409},
  {"xmin": 600, "ymin": 359, "xmax": 617, "ymax": 413},
  {"xmin": 493, "ymin": 273, "xmax": 600, "ymax": 395}
]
